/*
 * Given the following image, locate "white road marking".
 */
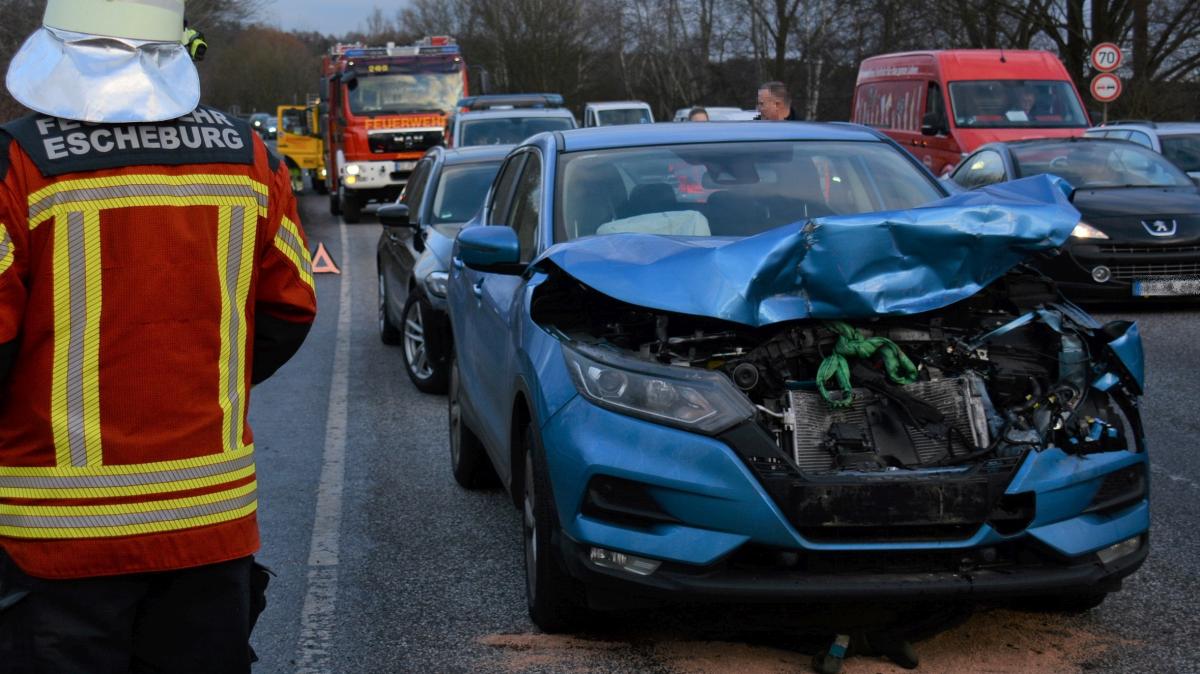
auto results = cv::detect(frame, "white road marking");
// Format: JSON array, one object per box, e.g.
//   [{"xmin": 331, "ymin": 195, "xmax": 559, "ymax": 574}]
[
  {"xmin": 295, "ymin": 222, "xmax": 351, "ymax": 673},
  {"xmin": 1150, "ymin": 464, "xmax": 1200, "ymax": 491}
]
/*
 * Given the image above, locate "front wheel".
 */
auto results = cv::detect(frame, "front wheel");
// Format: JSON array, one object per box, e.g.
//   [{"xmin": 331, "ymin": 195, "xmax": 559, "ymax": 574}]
[
  {"xmin": 311, "ymin": 171, "xmax": 328, "ymax": 195},
  {"xmin": 378, "ymin": 269, "xmax": 401, "ymax": 345},
  {"xmin": 401, "ymin": 293, "xmax": 448, "ymax": 393},
  {"xmin": 523, "ymin": 424, "xmax": 589, "ymax": 632},
  {"xmin": 329, "ymin": 188, "xmax": 341, "ymax": 216},
  {"xmin": 341, "ymin": 188, "xmax": 362, "ymax": 224},
  {"xmin": 448, "ymin": 360, "xmax": 496, "ymax": 489}
]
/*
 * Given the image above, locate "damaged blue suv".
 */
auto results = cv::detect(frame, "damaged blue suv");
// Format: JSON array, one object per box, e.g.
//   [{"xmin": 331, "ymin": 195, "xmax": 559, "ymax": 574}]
[{"xmin": 445, "ymin": 123, "xmax": 1149, "ymax": 632}]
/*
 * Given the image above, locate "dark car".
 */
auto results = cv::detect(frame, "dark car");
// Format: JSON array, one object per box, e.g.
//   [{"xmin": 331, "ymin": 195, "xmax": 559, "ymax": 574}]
[
  {"xmin": 952, "ymin": 137, "xmax": 1200, "ymax": 300},
  {"xmin": 248, "ymin": 112, "xmax": 276, "ymax": 140},
  {"xmin": 376, "ymin": 144, "xmax": 511, "ymax": 392}
]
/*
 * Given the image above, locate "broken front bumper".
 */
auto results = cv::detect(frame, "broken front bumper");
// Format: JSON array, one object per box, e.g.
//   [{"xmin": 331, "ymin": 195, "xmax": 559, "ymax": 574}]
[{"xmin": 541, "ymin": 396, "xmax": 1150, "ymax": 601}]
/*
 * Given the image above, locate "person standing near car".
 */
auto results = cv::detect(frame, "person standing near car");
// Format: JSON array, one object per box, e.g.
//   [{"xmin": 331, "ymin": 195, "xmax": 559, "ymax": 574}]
[
  {"xmin": 0, "ymin": 1, "xmax": 316, "ymax": 672},
  {"xmin": 688, "ymin": 106, "xmax": 710, "ymax": 122},
  {"xmin": 757, "ymin": 82, "xmax": 799, "ymax": 121}
]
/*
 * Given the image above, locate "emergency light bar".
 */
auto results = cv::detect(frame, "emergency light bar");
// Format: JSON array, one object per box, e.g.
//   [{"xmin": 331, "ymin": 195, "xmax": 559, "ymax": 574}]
[
  {"xmin": 457, "ymin": 93, "xmax": 565, "ymax": 111},
  {"xmin": 331, "ymin": 38, "xmax": 460, "ymax": 59}
]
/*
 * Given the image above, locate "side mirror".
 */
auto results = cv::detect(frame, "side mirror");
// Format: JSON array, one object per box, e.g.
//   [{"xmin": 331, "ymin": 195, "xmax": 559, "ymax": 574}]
[
  {"xmin": 378, "ymin": 203, "xmax": 413, "ymax": 228},
  {"xmin": 457, "ymin": 226, "xmax": 523, "ymax": 274},
  {"xmin": 341, "ymin": 70, "xmax": 358, "ymax": 90},
  {"xmin": 921, "ymin": 112, "xmax": 945, "ymax": 137}
]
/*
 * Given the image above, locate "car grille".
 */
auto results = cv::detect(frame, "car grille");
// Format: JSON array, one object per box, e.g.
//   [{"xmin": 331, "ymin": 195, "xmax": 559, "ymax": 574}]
[
  {"xmin": 1099, "ymin": 243, "xmax": 1200, "ymax": 255},
  {"xmin": 368, "ymin": 130, "xmax": 444, "ymax": 154},
  {"xmin": 1109, "ymin": 262, "xmax": 1200, "ymax": 280}
]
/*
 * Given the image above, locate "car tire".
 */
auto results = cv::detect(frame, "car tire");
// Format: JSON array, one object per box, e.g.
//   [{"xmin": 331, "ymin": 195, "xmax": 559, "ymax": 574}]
[
  {"xmin": 329, "ymin": 189, "xmax": 341, "ymax": 216},
  {"xmin": 341, "ymin": 188, "xmax": 362, "ymax": 224},
  {"xmin": 448, "ymin": 359, "xmax": 497, "ymax": 489},
  {"xmin": 522, "ymin": 423, "xmax": 590, "ymax": 633},
  {"xmin": 311, "ymin": 172, "xmax": 328, "ymax": 195},
  {"xmin": 401, "ymin": 292, "xmax": 448, "ymax": 393},
  {"xmin": 378, "ymin": 268, "xmax": 401, "ymax": 345}
]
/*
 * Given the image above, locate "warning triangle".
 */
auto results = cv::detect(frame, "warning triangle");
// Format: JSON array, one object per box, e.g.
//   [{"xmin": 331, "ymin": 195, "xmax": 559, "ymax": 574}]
[{"xmin": 311, "ymin": 242, "xmax": 341, "ymax": 275}]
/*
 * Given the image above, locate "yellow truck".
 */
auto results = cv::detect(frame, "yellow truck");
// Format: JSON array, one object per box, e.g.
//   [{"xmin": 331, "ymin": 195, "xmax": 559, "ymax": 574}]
[{"xmin": 276, "ymin": 102, "xmax": 328, "ymax": 194}]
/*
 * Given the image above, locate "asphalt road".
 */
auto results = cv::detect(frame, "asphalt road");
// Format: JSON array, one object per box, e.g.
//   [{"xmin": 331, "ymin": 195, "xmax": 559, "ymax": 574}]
[{"xmin": 246, "ymin": 193, "xmax": 1199, "ymax": 674}]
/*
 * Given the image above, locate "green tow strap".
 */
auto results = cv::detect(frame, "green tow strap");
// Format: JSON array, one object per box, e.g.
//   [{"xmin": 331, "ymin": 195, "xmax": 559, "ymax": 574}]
[{"xmin": 816, "ymin": 321, "xmax": 919, "ymax": 408}]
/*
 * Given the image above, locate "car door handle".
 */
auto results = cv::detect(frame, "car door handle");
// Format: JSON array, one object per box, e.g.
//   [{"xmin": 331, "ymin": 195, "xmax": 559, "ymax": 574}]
[
  {"xmin": 472, "ymin": 278, "xmax": 484, "ymax": 298},
  {"xmin": 452, "ymin": 257, "xmax": 464, "ymax": 270}
]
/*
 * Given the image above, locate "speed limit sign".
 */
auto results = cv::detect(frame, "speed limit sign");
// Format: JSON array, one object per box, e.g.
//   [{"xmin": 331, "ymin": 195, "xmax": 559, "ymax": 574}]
[
  {"xmin": 1091, "ymin": 73, "xmax": 1122, "ymax": 102},
  {"xmin": 1091, "ymin": 43, "xmax": 1123, "ymax": 72}
]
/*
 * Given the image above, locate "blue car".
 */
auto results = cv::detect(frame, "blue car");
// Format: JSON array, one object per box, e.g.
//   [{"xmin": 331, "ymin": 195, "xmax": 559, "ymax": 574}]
[{"xmin": 446, "ymin": 122, "xmax": 1149, "ymax": 631}]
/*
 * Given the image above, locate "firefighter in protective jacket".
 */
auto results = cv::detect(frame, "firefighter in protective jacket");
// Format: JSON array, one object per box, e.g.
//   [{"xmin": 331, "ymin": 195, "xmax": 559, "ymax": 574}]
[{"xmin": 0, "ymin": 1, "xmax": 317, "ymax": 671}]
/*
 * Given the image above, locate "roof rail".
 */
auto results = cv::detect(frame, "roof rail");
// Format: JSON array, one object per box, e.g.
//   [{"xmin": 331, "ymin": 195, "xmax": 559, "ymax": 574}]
[
  {"xmin": 1100, "ymin": 119, "xmax": 1157, "ymax": 128},
  {"xmin": 457, "ymin": 94, "xmax": 565, "ymax": 111}
]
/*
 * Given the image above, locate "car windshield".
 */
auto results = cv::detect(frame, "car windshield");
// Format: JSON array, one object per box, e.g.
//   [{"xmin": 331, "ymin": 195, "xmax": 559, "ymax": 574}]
[
  {"xmin": 459, "ymin": 117, "xmax": 574, "ymax": 146},
  {"xmin": 596, "ymin": 108, "xmax": 652, "ymax": 125},
  {"xmin": 430, "ymin": 162, "xmax": 503, "ymax": 224},
  {"xmin": 948, "ymin": 80, "xmax": 1088, "ymax": 128},
  {"xmin": 1161, "ymin": 134, "xmax": 1200, "ymax": 173},
  {"xmin": 347, "ymin": 71, "xmax": 463, "ymax": 116},
  {"xmin": 555, "ymin": 140, "xmax": 943, "ymax": 241},
  {"xmin": 1012, "ymin": 141, "xmax": 1193, "ymax": 189}
]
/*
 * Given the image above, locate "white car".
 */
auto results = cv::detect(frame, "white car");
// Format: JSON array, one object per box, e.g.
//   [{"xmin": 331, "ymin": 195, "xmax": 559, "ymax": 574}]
[
  {"xmin": 1084, "ymin": 121, "xmax": 1200, "ymax": 182},
  {"xmin": 583, "ymin": 101, "xmax": 654, "ymax": 127}
]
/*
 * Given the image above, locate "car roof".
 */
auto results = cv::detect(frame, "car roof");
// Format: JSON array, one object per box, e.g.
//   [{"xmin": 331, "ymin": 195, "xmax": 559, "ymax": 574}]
[
  {"xmin": 585, "ymin": 101, "xmax": 652, "ymax": 110},
  {"xmin": 1089, "ymin": 121, "xmax": 1200, "ymax": 135},
  {"xmin": 556, "ymin": 121, "xmax": 885, "ymax": 152},
  {"xmin": 440, "ymin": 144, "xmax": 516, "ymax": 165},
  {"xmin": 457, "ymin": 109, "xmax": 575, "ymax": 120}
]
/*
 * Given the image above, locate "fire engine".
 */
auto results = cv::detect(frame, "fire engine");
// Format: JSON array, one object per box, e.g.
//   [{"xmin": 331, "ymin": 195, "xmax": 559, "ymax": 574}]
[{"xmin": 322, "ymin": 37, "xmax": 467, "ymax": 223}]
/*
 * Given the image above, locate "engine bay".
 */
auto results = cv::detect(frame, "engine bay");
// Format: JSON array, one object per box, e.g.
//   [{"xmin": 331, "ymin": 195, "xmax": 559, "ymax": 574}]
[{"xmin": 533, "ymin": 268, "xmax": 1142, "ymax": 475}]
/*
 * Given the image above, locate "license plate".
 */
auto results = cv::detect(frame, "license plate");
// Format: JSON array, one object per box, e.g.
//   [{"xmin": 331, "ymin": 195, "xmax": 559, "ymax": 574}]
[
  {"xmin": 1132, "ymin": 278, "xmax": 1200, "ymax": 297},
  {"xmin": 393, "ymin": 161, "xmax": 416, "ymax": 172}
]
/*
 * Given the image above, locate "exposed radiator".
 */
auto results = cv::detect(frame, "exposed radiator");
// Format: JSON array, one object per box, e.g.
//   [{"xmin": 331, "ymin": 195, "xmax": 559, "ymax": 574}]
[{"xmin": 788, "ymin": 377, "xmax": 989, "ymax": 473}]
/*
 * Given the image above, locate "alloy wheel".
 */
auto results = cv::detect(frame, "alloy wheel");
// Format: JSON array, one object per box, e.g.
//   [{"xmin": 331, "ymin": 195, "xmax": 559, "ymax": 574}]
[{"xmin": 404, "ymin": 299, "xmax": 434, "ymax": 380}]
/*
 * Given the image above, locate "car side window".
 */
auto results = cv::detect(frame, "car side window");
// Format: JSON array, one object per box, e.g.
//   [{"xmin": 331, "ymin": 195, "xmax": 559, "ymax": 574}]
[
  {"xmin": 1127, "ymin": 131, "xmax": 1154, "ymax": 149},
  {"xmin": 487, "ymin": 154, "xmax": 527, "ymax": 226},
  {"xmin": 952, "ymin": 150, "xmax": 1006, "ymax": 188},
  {"xmin": 506, "ymin": 152, "xmax": 543, "ymax": 263},
  {"xmin": 1105, "ymin": 130, "xmax": 1132, "ymax": 141},
  {"xmin": 401, "ymin": 158, "xmax": 434, "ymax": 221}
]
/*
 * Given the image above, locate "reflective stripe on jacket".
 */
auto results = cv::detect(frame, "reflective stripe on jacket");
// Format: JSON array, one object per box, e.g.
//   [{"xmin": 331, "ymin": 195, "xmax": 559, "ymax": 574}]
[{"xmin": 0, "ymin": 108, "xmax": 317, "ymax": 578}]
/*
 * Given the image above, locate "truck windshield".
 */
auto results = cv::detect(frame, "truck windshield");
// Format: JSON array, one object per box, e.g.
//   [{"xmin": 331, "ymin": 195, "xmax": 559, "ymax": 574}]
[
  {"xmin": 948, "ymin": 80, "xmax": 1087, "ymax": 129},
  {"xmin": 348, "ymin": 72, "xmax": 463, "ymax": 116},
  {"xmin": 596, "ymin": 108, "xmax": 652, "ymax": 126},
  {"xmin": 1161, "ymin": 134, "xmax": 1200, "ymax": 173},
  {"xmin": 555, "ymin": 140, "xmax": 943, "ymax": 241}
]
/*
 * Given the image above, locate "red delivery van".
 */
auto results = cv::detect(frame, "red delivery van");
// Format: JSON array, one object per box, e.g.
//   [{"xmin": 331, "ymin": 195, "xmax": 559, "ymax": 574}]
[{"xmin": 852, "ymin": 50, "xmax": 1090, "ymax": 174}]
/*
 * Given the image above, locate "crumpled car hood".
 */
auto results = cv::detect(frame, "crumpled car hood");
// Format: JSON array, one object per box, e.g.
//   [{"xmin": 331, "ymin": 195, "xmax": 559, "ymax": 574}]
[{"xmin": 536, "ymin": 176, "xmax": 1079, "ymax": 326}]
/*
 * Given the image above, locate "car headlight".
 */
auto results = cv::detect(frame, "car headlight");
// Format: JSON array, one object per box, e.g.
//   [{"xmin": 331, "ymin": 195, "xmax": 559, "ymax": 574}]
[
  {"xmin": 424, "ymin": 271, "xmax": 449, "ymax": 298},
  {"xmin": 562, "ymin": 343, "xmax": 754, "ymax": 435},
  {"xmin": 1071, "ymin": 221, "xmax": 1109, "ymax": 240},
  {"xmin": 345, "ymin": 164, "xmax": 361, "ymax": 176},
  {"xmin": 268, "ymin": 126, "xmax": 277, "ymax": 133}
]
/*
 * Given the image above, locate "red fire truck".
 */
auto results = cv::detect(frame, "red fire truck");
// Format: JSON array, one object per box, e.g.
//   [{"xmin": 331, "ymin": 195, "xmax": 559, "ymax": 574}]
[{"xmin": 322, "ymin": 37, "xmax": 468, "ymax": 222}]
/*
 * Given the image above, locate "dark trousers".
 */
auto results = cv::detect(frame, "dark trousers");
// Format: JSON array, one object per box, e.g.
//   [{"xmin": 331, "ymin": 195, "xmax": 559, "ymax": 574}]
[{"xmin": 0, "ymin": 552, "xmax": 269, "ymax": 674}]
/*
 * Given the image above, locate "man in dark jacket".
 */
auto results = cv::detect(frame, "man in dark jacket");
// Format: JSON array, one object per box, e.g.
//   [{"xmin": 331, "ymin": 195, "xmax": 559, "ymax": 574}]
[{"xmin": 757, "ymin": 81, "xmax": 800, "ymax": 121}]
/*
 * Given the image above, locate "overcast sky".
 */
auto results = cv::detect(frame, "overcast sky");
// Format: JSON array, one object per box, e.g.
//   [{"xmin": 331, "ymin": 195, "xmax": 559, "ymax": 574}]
[{"xmin": 263, "ymin": 0, "xmax": 405, "ymax": 36}]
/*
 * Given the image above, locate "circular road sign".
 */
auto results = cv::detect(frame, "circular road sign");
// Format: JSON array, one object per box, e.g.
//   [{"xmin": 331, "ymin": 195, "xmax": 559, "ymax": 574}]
[
  {"xmin": 1091, "ymin": 73, "xmax": 1123, "ymax": 102},
  {"xmin": 1091, "ymin": 42, "xmax": 1123, "ymax": 72}
]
